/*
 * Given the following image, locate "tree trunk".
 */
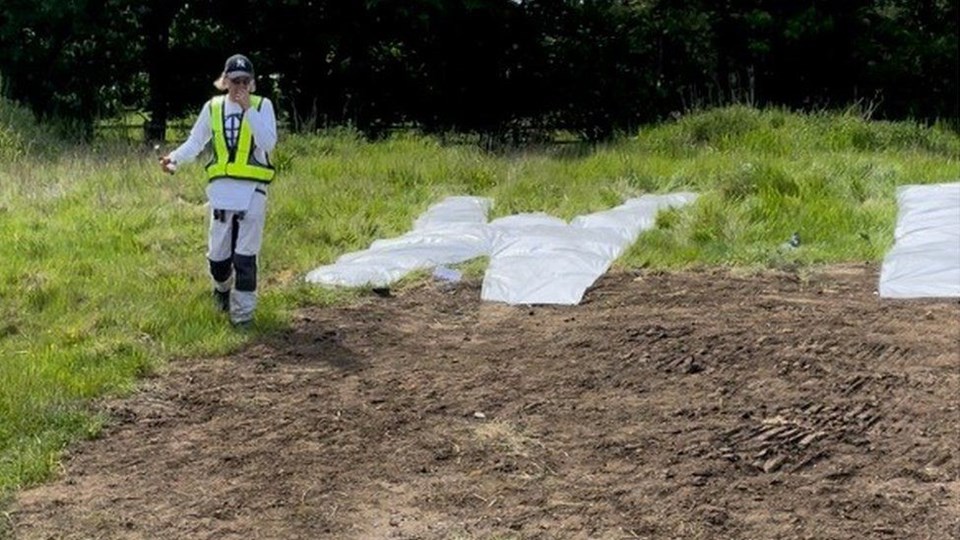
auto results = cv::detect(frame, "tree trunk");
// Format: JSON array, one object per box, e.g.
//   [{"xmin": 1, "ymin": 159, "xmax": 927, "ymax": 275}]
[{"xmin": 143, "ymin": 2, "xmax": 179, "ymax": 142}]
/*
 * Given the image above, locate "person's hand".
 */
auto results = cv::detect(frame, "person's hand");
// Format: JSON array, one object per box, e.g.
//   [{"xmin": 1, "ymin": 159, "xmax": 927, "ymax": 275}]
[
  {"xmin": 159, "ymin": 155, "xmax": 177, "ymax": 174},
  {"xmin": 231, "ymin": 86, "xmax": 251, "ymax": 111}
]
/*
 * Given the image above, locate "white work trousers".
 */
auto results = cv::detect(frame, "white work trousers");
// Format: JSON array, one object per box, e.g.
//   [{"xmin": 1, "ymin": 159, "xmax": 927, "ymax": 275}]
[{"xmin": 208, "ymin": 189, "xmax": 267, "ymax": 324}]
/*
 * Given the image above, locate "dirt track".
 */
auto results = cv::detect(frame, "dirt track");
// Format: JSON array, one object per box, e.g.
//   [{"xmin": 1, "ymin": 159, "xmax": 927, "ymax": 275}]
[{"xmin": 9, "ymin": 265, "xmax": 960, "ymax": 539}]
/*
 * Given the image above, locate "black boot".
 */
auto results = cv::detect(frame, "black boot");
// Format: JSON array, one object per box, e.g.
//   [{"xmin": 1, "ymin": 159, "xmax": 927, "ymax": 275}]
[{"xmin": 213, "ymin": 289, "xmax": 230, "ymax": 312}]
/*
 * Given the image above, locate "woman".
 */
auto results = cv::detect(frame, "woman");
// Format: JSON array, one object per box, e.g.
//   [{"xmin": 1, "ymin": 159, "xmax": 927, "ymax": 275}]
[{"xmin": 160, "ymin": 54, "xmax": 278, "ymax": 328}]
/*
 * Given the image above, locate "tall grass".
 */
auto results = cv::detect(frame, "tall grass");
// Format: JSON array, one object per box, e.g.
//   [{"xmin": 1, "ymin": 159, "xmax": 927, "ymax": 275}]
[
  {"xmin": 612, "ymin": 106, "xmax": 959, "ymax": 267},
  {"xmin": 0, "ymin": 101, "xmax": 958, "ymax": 498},
  {"xmin": 0, "ymin": 97, "xmax": 60, "ymax": 162}
]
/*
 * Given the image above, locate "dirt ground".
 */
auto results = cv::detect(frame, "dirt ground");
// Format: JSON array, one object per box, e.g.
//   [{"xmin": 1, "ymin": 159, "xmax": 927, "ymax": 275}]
[{"xmin": 8, "ymin": 265, "xmax": 960, "ymax": 539}]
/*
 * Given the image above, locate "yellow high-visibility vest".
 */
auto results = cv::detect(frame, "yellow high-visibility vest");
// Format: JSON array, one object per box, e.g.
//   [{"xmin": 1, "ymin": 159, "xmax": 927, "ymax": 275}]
[{"xmin": 206, "ymin": 95, "xmax": 275, "ymax": 183}]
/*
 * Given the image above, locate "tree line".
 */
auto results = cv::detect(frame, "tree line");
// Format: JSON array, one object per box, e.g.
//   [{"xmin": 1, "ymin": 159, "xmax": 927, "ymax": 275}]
[{"xmin": 1, "ymin": 0, "xmax": 956, "ymax": 142}]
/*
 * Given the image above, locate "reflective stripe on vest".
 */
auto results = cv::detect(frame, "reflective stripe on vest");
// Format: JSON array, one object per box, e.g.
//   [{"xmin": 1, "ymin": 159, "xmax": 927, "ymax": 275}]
[{"xmin": 206, "ymin": 95, "xmax": 276, "ymax": 183}]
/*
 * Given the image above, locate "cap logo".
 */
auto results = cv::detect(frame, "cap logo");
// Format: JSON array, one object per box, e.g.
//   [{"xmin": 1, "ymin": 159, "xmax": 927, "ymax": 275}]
[{"xmin": 236, "ymin": 59, "xmax": 246, "ymax": 68}]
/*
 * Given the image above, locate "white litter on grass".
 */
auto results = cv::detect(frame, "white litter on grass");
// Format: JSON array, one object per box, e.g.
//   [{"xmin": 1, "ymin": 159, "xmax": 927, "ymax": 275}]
[
  {"xmin": 305, "ymin": 193, "xmax": 698, "ymax": 304},
  {"xmin": 879, "ymin": 182, "xmax": 960, "ymax": 298}
]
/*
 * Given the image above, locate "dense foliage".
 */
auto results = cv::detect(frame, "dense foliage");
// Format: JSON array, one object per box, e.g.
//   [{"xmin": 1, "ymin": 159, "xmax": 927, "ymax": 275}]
[{"xmin": 0, "ymin": 0, "xmax": 956, "ymax": 140}]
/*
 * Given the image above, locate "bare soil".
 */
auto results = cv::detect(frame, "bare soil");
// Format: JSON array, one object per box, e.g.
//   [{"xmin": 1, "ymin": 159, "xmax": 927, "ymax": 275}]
[{"xmin": 9, "ymin": 265, "xmax": 960, "ymax": 539}]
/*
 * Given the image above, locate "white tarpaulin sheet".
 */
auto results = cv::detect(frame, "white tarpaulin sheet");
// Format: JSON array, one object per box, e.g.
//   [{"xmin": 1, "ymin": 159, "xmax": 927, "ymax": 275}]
[
  {"xmin": 481, "ymin": 193, "xmax": 698, "ymax": 304},
  {"xmin": 306, "ymin": 193, "xmax": 697, "ymax": 304},
  {"xmin": 879, "ymin": 182, "xmax": 960, "ymax": 298},
  {"xmin": 305, "ymin": 196, "xmax": 493, "ymax": 287}
]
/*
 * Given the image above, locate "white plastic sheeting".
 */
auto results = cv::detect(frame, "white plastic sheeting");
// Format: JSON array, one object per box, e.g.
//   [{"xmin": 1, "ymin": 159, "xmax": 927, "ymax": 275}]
[
  {"xmin": 481, "ymin": 193, "xmax": 698, "ymax": 304},
  {"xmin": 879, "ymin": 182, "xmax": 960, "ymax": 298},
  {"xmin": 305, "ymin": 193, "xmax": 698, "ymax": 304},
  {"xmin": 305, "ymin": 196, "xmax": 493, "ymax": 287}
]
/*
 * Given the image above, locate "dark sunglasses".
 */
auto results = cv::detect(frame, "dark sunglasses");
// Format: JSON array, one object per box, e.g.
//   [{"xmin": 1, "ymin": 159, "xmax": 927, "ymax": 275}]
[{"xmin": 230, "ymin": 77, "xmax": 252, "ymax": 85}]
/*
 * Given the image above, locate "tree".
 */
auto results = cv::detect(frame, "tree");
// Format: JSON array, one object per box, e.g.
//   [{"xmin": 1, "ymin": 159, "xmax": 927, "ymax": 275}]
[
  {"xmin": 142, "ymin": 1, "xmax": 186, "ymax": 142},
  {"xmin": 0, "ymin": 0, "xmax": 143, "ymax": 139},
  {"xmin": 1, "ymin": 0, "xmax": 956, "ymax": 140}
]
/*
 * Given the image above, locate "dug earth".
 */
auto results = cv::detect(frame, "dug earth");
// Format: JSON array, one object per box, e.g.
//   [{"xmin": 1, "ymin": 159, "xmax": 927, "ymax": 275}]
[{"xmin": 11, "ymin": 265, "xmax": 960, "ymax": 539}]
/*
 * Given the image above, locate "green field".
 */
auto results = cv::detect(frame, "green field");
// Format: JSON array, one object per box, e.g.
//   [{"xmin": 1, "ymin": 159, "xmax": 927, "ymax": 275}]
[{"xmin": 1, "ymin": 100, "xmax": 958, "ymax": 502}]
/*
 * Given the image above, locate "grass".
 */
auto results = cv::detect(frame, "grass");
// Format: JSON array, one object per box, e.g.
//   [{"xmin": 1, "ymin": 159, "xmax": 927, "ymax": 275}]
[
  {"xmin": 0, "ymin": 96, "xmax": 60, "ymax": 162},
  {"xmin": 0, "ymin": 99, "xmax": 958, "ymax": 503}
]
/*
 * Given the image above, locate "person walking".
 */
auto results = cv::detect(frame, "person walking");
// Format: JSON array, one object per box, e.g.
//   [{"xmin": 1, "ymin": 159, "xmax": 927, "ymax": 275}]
[{"xmin": 160, "ymin": 54, "xmax": 278, "ymax": 328}]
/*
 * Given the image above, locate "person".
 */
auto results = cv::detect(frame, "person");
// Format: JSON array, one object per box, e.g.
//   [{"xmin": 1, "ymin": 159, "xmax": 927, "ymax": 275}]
[{"xmin": 160, "ymin": 54, "xmax": 278, "ymax": 328}]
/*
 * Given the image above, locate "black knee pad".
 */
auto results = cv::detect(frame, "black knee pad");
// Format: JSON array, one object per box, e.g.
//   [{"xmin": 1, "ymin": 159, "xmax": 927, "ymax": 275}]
[
  {"xmin": 234, "ymin": 254, "xmax": 258, "ymax": 292},
  {"xmin": 209, "ymin": 257, "xmax": 232, "ymax": 283}
]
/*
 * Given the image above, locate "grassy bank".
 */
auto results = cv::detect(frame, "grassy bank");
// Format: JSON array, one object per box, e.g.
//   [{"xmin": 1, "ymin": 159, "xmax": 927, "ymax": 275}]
[{"xmin": 0, "ymin": 102, "xmax": 958, "ymax": 498}]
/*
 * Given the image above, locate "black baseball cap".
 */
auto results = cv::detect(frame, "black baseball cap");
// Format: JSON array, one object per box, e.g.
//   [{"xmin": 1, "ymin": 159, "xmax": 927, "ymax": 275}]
[{"xmin": 224, "ymin": 54, "xmax": 254, "ymax": 79}]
